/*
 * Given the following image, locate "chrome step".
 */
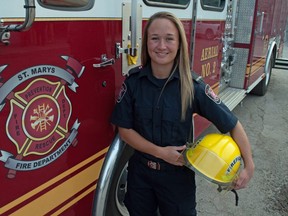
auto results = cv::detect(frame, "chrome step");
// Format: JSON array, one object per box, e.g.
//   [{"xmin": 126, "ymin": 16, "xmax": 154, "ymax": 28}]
[{"xmin": 218, "ymin": 87, "xmax": 247, "ymax": 110}]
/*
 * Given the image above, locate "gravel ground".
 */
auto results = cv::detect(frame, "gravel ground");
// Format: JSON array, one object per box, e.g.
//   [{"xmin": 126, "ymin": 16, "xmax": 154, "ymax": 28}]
[{"xmin": 196, "ymin": 68, "xmax": 288, "ymax": 216}]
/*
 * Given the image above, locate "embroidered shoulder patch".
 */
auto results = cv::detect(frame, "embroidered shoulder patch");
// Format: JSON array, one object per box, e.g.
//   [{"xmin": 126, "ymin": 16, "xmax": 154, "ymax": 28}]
[
  {"xmin": 117, "ymin": 82, "xmax": 127, "ymax": 103},
  {"xmin": 205, "ymin": 84, "xmax": 221, "ymax": 104}
]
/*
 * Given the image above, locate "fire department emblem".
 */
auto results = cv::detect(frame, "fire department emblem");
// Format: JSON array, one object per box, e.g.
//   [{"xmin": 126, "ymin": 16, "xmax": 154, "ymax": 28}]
[
  {"xmin": 0, "ymin": 56, "xmax": 84, "ymax": 178},
  {"xmin": 7, "ymin": 78, "xmax": 70, "ymax": 156}
]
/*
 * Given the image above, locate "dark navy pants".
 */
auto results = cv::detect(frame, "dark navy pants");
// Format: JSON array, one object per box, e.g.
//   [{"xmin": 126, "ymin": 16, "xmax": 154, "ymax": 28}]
[{"xmin": 124, "ymin": 154, "xmax": 197, "ymax": 216}]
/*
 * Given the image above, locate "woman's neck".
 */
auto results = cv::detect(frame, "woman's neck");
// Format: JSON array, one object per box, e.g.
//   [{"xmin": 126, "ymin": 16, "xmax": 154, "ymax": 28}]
[{"xmin": 151, "ymin": 63, "xmax": 174, "ymax": 79}]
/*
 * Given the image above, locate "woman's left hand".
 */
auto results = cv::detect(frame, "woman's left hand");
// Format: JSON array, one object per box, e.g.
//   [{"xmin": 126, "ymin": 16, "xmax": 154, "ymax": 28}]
[{"xmin": 233, "ymin": 165, "xmax": 254, "ymax": 190}]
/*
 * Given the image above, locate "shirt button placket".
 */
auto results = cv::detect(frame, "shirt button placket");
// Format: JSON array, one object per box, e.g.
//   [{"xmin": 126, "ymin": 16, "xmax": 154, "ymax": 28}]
[{"xmin": 153, "ymin": 106, "xmax": 162, "ymax": 144}]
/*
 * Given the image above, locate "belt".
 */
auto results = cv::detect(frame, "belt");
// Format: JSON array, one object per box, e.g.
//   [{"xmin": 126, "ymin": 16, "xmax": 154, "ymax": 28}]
[{"xmin": 137, "ymin": 155, "xmax": 184, "ymax": 171}]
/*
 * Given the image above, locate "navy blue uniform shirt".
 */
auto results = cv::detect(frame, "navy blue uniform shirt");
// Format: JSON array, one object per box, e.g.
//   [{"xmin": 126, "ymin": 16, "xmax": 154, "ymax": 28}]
[{"xmin": 111, "ymin": 64, "xmax": 238, "ymax": 161}]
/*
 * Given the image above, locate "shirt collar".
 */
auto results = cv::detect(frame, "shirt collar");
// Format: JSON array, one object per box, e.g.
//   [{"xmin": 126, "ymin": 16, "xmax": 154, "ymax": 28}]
[{"xmin": 138, "ymin": 63, "xmax": 180, "ymax": 85}]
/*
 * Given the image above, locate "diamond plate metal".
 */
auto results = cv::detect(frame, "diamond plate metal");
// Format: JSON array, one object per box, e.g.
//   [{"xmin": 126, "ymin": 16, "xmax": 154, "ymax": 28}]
[
  {"xmin": 230, "ymin": 48, "xmax": 249, "ymax": 88},
  {"xmin": 234, "ymin": 0, "xmax": 256, "ymax": 44}
]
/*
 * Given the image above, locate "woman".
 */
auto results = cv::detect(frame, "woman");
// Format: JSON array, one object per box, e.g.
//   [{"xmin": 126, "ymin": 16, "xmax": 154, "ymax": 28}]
[{"xmin": 111, "ymin": 11, "xmax": 254, "ymax": 216}]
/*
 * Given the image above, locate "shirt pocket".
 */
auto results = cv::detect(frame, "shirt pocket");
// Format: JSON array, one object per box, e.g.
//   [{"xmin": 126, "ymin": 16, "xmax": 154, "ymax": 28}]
[
  {"xmin": 134, "ymin": 106, "xmax": 153, "ymax": 139},
  {"xmin": 162, "ymin": 107, "xmax": 181, "ymax": 145}
]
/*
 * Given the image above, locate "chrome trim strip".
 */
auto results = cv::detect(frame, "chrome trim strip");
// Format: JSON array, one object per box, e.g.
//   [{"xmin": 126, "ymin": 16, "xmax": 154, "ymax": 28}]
[{"xmin": 265, "ymin": 40, "xmax": 276, "ymax": 74}]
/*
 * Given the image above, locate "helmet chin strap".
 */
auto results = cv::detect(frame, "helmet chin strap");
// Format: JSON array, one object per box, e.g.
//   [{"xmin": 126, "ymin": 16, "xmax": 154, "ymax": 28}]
[
  {"xmin": 217, "ymin": 185, "xmax": 239, "ymax": 206},
  {"xmin": 231, "ymin": 189, "xmax": 239, "ymax": 206}
]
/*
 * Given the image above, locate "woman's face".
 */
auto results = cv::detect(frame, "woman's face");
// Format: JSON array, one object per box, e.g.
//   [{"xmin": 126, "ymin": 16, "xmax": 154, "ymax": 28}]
[{"xmin": 147, "ymin": 18, "xmax": 179, "ymax": 69}]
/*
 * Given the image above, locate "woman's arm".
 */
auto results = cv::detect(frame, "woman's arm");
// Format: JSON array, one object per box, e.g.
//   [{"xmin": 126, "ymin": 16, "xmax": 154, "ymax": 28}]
[
  {"xmin": 230, "ymin": 121, "xmax": 255, "ymax": 190},
  {"xmin": 118, "ymin": 127, "xmax": 186, "ymax": 166}
]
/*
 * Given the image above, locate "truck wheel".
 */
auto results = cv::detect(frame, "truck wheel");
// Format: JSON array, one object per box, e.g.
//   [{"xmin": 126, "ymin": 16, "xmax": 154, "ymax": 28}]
[
  {"xmin": 105, "ymin": 144, "xmax": 134, "ymax": 216},
  {"xmin": 250, "ymin": 55, "xmax": 273, "ymax": 96}
]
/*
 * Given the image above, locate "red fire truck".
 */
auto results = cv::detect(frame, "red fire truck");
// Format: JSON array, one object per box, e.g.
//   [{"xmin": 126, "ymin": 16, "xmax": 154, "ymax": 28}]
[{"xmin": 0, "ymin": 0, "xmax": 287, "ymax": 215}]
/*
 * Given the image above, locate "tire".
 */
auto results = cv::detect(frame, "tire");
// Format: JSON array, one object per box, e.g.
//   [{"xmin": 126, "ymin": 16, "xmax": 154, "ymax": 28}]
[
  {"xmin": 250, "ymin": 55, "xmax": 273, "ymax": 96},
  {"xmin": 105, "ymin": 144, "xmax": 134, "ymax": 216}
]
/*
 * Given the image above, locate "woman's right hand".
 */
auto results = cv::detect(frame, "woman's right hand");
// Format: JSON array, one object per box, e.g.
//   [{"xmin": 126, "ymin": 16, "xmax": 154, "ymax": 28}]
[{"xmin": 160, "ymin": 145, "xmax": 187, "ymax": 166}]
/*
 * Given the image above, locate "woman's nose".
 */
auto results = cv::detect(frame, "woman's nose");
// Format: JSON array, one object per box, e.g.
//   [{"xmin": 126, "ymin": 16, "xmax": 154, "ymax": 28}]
[{"xmin": 157, "ymin": 38, "xmax": 166, "ymax": 49}]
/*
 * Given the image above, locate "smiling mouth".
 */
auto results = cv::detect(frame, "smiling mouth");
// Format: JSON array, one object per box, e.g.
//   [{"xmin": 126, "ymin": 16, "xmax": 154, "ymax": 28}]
[{"xmin": 156, "ymin": 52, "xmax": 168, "ymax": 56}]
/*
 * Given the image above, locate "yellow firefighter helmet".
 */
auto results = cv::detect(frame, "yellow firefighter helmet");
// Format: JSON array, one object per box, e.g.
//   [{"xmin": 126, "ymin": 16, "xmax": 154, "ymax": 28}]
[{"xmin": 183, "ymin": 133, "xmax": 242, "ymax": 187}]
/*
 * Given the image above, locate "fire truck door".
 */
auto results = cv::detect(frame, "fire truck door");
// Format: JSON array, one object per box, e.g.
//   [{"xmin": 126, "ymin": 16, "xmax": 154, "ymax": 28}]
[
  {"xmin": 248, "ymin": 0, "xmax": 272, "ymax": 87},
  {"xmin": 253, "ymin": 7, "xmax": 267, "ymax": 60},
  {"xmin": 250, "ymin": 11, "xmax": 266, "ymax": 77}
]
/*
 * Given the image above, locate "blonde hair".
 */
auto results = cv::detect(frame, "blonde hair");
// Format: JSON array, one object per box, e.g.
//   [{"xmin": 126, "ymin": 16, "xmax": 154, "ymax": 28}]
[{"xmin": 141, "ymin": 11, "xmax": 193, "ymax": 120}]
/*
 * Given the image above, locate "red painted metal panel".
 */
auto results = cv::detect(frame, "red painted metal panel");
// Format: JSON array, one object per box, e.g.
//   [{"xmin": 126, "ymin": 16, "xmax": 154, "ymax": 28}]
[{"xmin": 0, "ymin": 20, "xmax": 121, "ymax": 215}]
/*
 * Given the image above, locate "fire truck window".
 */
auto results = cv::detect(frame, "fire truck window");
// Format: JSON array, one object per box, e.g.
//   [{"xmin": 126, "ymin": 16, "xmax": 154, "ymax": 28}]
[
  {"xmin": 201, "ymin": 0, "xmax": 225, "ymax": 11},
  {"xmin": 144, "ymin": 0, "xmax": 191, "ymax": 9},
  {"xmin": 38, "ymin": 0, "xmax": 94, "ymax": 11}
]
